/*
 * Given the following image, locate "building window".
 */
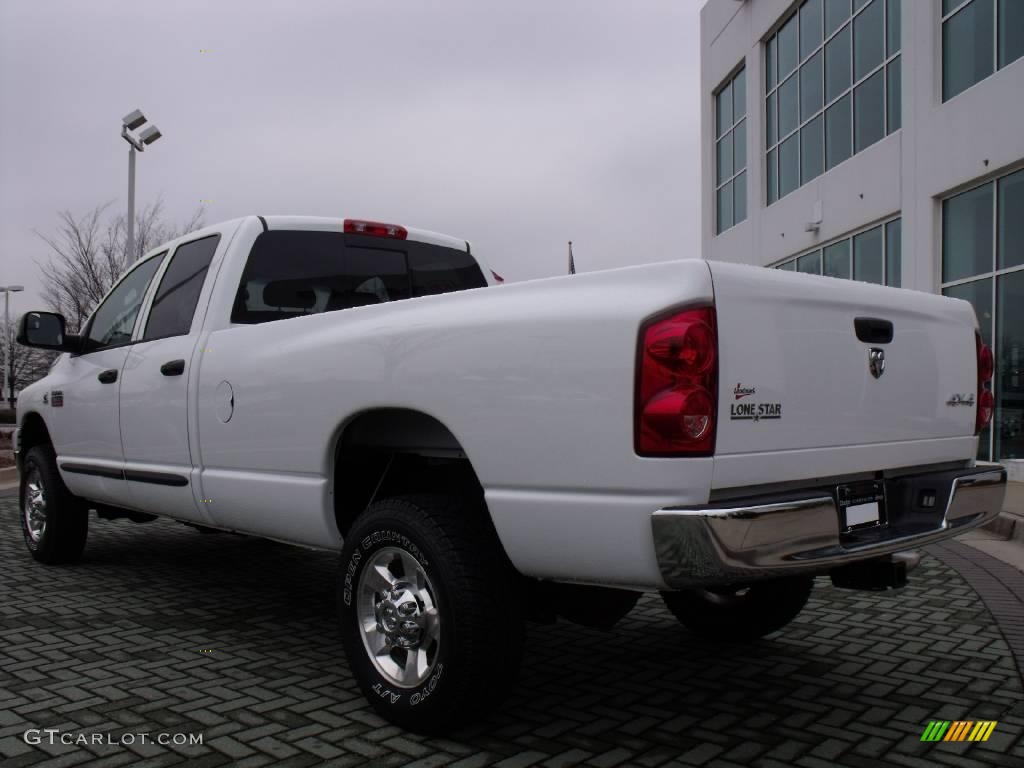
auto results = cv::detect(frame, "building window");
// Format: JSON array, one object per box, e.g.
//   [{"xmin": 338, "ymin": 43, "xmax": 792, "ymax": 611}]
[
  {"xmin": 941, "ymin": 169, "xmax": 1024, "ymax": 462},
  {"xmin": 765, "ymin": 0, "xmax": 901, "ymax": 204},
  {"xmin": 772, "ymin": 216, "xmax": 901, "ymax": 288},
  {"xmin": 715, "ymin": 66, "xmax": 747, "ymax": 233},
  {"xmin": 942, "ymin": 0, "xmax": 1024, "ymax": 102}
]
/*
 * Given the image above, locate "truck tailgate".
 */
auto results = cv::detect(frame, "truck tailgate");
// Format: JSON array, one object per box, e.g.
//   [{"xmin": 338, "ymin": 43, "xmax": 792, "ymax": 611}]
[{"xmin": 707, "ymin": 262, "xmax": 980, "ymax": 487}]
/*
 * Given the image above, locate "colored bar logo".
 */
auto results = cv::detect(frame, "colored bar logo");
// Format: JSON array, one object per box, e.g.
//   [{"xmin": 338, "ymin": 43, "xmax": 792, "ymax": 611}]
[{"xmin": 921, "ymin": 721, "xmax": 997, "ymax": 742}]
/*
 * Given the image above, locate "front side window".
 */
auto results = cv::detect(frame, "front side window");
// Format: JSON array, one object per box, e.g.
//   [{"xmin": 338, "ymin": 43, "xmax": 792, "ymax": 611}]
[
  {"xmin": 941, "ymin": 169, "xmax": 1024, "ymax": 462},
  {"xmin": 144, "ymin": 235, "xmax": 220, "ymax": 340},
  {"xmin": 232, "ymin": 231, "xmax": 486, "ymax": 325},
  {"xmin": 715, "ymin": 67, "xmax": 747, "ymax": 234},
  {"xmin": 83, "ymin": 253, "xmax": 165, "ymax": 352},
  {"xmin": 942, "ymin": 0, "xmax": 1023, "ymax": 102},
  {"xmin": 773, "ymin": 216, "xmax": 901, "ymax": 288},
  {"xmin": 765, "ymin": 0, "xmax": 901, "ymax": 204}
]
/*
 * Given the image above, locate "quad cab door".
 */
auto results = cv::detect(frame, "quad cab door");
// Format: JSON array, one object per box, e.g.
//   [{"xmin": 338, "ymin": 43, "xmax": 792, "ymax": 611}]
[
  {"xmin": 48, "ymin": 253, "xmax": 167, "ymax": 506},
  {"xmin": 119, "ymin": 233, "xmax": 223, "ymax": 522}
]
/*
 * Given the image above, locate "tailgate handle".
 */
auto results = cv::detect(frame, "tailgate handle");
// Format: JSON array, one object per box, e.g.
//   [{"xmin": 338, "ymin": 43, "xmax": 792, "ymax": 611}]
[{"xmin": 854, "ymin": 317, "xmax": 893, "ymax": 344}]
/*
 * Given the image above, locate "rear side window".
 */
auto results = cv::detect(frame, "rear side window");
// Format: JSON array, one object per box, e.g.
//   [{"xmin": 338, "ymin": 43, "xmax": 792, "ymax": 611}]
[
  {"xmin": 144, "ymin": 234, "xmax": 220, "ymax": 340},
  {"xmin": 231, "ymin": 230, "xmax": 486, "ymax": 325}
]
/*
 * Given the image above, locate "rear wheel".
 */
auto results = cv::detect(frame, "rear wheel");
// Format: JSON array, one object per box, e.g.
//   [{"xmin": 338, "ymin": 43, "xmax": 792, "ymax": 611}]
[
  {"xmin": 338, "ymin": 494, "xmax": 524, "ymax": 733},
  {"xmin": 660, "ymin": 575, "xmax": 814, "ymax": 641},
  {"xmin": 20, "ymin": 444, "xmax": 88, "ymax": 564}
]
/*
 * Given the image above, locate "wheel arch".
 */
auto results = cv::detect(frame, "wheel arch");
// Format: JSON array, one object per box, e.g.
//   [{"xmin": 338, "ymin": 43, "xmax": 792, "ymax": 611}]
[
  {"xmin": 330, "ymin": 408, "xmax": 493, "ymax": 540},
  {"xmin": 16, "ymin": 411, "xmax": 52, "ymax": 472}
]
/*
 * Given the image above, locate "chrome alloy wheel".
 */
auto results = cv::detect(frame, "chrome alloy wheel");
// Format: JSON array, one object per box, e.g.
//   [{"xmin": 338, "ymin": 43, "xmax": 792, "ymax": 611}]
[
  {"xmin": 356, "ymin": 546, "xmax": 441, "ymax": 688},
  {"xmin": 23, "ymin": 468, "xmax": 47, "ymax": 544}
]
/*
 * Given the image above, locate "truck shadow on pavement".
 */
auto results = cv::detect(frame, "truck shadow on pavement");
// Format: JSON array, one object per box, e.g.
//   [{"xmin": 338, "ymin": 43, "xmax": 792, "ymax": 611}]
[{"xmin": 2, "ymin": 509, "xmax": 1023, "ymax": 766}]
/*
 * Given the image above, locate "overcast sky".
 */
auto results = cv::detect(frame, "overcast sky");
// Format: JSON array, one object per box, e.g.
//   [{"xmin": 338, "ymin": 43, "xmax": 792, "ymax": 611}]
[{"xmin": 0, "ymin": 0, "xmax": 703, "ymax": 313}]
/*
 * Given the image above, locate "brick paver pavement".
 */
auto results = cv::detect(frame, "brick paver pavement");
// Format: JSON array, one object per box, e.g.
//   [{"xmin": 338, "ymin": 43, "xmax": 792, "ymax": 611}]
[{"xmin": 1, "ymin": 496, "xmax": 1023, "ymax": 767}]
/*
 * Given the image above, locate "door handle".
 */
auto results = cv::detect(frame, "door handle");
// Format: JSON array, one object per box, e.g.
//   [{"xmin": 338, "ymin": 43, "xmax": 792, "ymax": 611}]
[
  {"xmin": 160, "ymin": 359, "xmax": 186, "ymax": 376},
  {"xmin": 97, "ymin": 369, "xmax": 118, "ymax": 384}
]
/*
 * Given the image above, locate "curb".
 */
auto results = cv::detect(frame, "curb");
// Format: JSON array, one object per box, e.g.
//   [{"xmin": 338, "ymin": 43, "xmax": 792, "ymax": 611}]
[{"xmin": 981, "ymin": 510, "xmax": 1024, "ymax": 542}]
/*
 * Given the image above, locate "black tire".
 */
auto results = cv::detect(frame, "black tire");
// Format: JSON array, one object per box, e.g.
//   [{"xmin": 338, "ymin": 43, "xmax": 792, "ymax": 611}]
[
  {"xmin": 19, "ymin": 444, "xmax": 88, "ymax": 565},
  {"xmin": 660, "ymin": 575, "xmax": 814, "ymax": 641},
  {"xmin": 338, "ymin": 494, "xmax": 524, "ymax": 733}
]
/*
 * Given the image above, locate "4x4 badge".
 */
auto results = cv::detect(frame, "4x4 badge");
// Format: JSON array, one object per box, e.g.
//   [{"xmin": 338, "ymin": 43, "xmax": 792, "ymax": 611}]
[
  {"xmin": 868, "ymin": 348, "xmax": 885, "ymax": 379},
  {"xmin": 946, "ymin": 393, "xmax": 975, "ymax": 407}
]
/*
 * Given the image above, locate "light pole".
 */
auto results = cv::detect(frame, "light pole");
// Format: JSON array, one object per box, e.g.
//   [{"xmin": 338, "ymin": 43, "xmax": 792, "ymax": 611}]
[
  {"xmin": 0, "ymin": 285, "xmax": 24, "ymax": 409},
  {"xmin": 121, "ymin": 109, "xmax": 162, "ymax": 259}
]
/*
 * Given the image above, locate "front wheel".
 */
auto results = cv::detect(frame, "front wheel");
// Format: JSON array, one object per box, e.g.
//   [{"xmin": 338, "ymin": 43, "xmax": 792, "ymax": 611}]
[
  {"xmin": 660, "ymin": 575, "xmax": 814, "ymax": 641},
  {"xmin": 337, "ymin": 495, "xmax": 524, "ymax": 733},
  {"xmin": 20, "ymin": 444, "xmax": 88, "ymax": 564}
]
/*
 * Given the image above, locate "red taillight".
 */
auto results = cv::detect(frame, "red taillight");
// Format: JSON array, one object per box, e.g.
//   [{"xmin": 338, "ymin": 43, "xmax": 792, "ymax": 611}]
[
  {"xmin": 977, "ymin": 389, "xmax": 995, "ymax": 433},
  {"xmin": 977, "ymin": 339, "xmax": 994, "ymax": 383},
  {"xmin": 646, "ymin": 317, "xmax": 715, "ymax": 373},
  {"xmin": 490, "ymin": 270, "xmax": 505, "ymax": 284},
  {"xmin": 636, "ymin": 307, "xmax": 718, "ymax": 456},
  {"xmin": 976, "ymin": 332, "xmax": 994, "ymax": 435},
  {"xmin": 343, "ymin": 219, "xmax": 408, "ymax": 240}
]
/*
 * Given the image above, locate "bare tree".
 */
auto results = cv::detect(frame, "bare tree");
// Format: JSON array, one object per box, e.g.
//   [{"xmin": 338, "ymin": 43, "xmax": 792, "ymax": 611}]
[{"xmin": 35, "ymin": 200, "xmax": 203, "ymax": 331}]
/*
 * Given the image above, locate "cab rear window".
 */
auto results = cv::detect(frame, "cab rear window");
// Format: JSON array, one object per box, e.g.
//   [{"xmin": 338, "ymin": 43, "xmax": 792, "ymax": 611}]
[{"xmin": 231, "ymin": 230, "xmax": 486, "ymax": 325}]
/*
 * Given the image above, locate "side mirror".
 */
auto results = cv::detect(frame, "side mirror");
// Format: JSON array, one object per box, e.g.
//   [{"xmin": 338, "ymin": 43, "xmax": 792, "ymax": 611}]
[{"xmin": 17, "ymin": 311, "xmax": 78, "ymax": 352}]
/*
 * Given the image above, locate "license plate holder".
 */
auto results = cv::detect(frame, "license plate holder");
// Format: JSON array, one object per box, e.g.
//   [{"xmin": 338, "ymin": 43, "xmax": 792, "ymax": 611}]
[{"xmin": 836, "ymin": 480, "xmax": 886, "ymax": 532}]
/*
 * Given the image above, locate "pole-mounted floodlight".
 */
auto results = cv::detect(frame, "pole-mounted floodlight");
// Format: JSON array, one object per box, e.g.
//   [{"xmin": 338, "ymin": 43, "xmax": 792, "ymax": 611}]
[
  {"xmin": 122, "ymin": 109, "xmax": 147, "ymax": 131},
  {"xmin": 120, "ymin": 108, "xmax": 163, "ymax": 258},
  {"xmin": 139, "ymin": 125, "xmax": 162, "ymax": 145}
]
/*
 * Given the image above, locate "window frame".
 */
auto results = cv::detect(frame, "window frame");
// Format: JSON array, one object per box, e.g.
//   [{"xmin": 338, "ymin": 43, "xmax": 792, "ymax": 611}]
[
  {"xmin": 940, "ymin": 0, "xmax": 1022, "ymax": 103},
  {"xmin": 939, "ymin": 168, "xmax": 1024, "ymax": 462},
  {"xmin": 76, "ymin": 251, "xmax": 168, "ymax": 356},
  {"xmin": 764, "ymin": 0, "xmax": 901, "ymax": 204},
  {"xmin": 769, "ymin": 215, "xmax": 902, "ymax": 286},
  {"xmin": 940, "ymin": 0, "xmax": 994, "ymax": 102},
  {"xmin": 714, "ymin": 64, "xmax": 748, "ymax": 235}
]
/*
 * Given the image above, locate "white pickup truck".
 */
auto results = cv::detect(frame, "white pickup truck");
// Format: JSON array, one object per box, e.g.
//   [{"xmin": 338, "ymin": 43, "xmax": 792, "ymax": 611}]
[{"xmin": 14, "ymin": 215, "xmax": 1007, "ymax": 731}]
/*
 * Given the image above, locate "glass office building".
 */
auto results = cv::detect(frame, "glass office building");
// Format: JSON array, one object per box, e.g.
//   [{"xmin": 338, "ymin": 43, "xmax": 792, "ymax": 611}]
[{"xmin": 700, "ymin": 0, "xmax": 1024, "ymax": 473}]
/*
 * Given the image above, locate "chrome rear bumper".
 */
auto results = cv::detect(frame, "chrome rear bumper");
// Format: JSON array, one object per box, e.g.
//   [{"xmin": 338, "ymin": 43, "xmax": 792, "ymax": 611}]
[{"xmin": 653, "ymin": 464, "xmax": 1007, "ymax": 588}]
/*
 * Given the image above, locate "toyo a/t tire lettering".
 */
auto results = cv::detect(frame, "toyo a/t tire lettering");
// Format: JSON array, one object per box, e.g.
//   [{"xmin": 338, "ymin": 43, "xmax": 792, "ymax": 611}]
[{"xmin": 337, "ymin": 494, "xmax": 524, "ymax": 733}]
